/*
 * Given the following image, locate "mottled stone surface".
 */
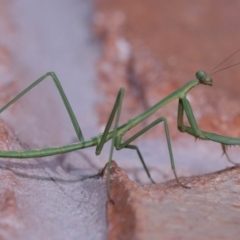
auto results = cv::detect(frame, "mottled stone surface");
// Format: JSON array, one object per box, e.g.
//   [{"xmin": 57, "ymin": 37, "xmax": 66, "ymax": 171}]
[{"xmin": 106, "ymin": 161, "xmax": 240, "ymax": 240}]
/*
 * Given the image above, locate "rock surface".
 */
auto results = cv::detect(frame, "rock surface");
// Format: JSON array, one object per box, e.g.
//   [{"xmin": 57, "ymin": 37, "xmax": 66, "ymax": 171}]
[{"xmin": 106, "ymin": 161, "xmax": 240, "ymax": 240}]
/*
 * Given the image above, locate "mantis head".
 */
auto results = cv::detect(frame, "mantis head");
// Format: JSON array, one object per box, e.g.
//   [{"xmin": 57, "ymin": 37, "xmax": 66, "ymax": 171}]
[{"xmin": 196, "ymin": 71, "xmax": 213, "ymax": 86}]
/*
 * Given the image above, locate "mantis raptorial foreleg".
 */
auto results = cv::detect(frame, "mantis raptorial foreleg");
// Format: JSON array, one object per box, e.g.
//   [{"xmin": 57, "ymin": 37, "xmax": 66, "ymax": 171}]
[
  {"xmin": 0, "ymin": 72, "xmax": 85, "ymax": 142},
  {"xmin": 221, "ymin": 144, "xmax": 239, "ymax": 165},
  {"xmin": 178, "ymin": 97, "xmax": 239, "ymax": 165}
]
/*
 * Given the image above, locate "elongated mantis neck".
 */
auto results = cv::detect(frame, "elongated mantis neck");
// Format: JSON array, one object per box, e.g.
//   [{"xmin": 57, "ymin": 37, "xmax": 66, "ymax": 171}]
[{"xmin": 125, "ymin": 79, "xmax": 199, "ymax": 130}]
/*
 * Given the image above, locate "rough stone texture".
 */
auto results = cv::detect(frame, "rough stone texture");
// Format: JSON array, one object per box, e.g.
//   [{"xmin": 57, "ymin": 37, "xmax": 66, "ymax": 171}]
[
  {"xmin": 106, "ymin": 161, "xmax": 240, "ymax": 240},
  {"xmin": 0, "ymin": 118, "xmax": 107, "ymax": 240}
]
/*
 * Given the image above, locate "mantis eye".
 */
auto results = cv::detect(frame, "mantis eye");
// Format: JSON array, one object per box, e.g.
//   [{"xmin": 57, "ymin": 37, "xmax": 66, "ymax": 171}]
[
  {"xmin": 195, "ymin": 71, "xmax": 213, "ymax": 85},
  {"xmin": 196, "ymin": 71, "xmax": 207, "ymax": 81}
]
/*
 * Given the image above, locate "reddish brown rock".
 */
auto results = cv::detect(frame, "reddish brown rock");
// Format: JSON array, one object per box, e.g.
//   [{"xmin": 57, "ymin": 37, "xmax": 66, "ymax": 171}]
[{"xmin": 106, "ymin": 161, "xmax": 240, "ymax": 240}]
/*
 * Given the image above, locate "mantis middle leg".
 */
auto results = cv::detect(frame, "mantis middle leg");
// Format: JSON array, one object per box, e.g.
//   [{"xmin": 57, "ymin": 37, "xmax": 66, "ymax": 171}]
[
  {"xmin": 94, "ymin": 89, "xmax": 159, "ymax": 195},
  {"xmin": 115, "ymin": 116, "xmax": 189, "ymax": 188},
  {"xmin": 95, "ymin": 88, "xmax": 124, "ymax": 198}
]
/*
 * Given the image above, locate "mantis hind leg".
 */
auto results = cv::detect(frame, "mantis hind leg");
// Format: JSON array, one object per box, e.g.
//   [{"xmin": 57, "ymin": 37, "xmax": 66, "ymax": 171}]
[
  {"xmin": 116, "ymin": 116, "xmax": 189, "ymax": 188},
  {"xmin": 221, "ymin": 144, "xmax": 240, "ymax": 165},
  {"xmin": 0, "ymin": 72, "xmax": 84, "ymax": 142}
]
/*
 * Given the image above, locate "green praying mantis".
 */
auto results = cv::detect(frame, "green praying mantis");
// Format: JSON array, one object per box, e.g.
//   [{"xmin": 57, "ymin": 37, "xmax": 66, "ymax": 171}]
[{"xmin": 0, "ymin": 51, "xmax": 239, "ymax": 192}]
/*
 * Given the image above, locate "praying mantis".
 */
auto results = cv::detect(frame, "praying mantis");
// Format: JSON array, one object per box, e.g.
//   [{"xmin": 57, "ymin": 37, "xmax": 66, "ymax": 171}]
[{"xmin": 0, "ymin": 56, "xmax": 239, "ymax": 191}]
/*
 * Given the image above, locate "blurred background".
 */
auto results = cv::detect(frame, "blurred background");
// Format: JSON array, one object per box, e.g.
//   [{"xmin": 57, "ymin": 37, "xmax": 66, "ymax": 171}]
[
  {"xmin": 0, "ymin": 0, "xmax": 240, "ymax": 239},
  {"xmin": 94, "ymin": 0, "xmax": 240, "ymax": 181}
]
